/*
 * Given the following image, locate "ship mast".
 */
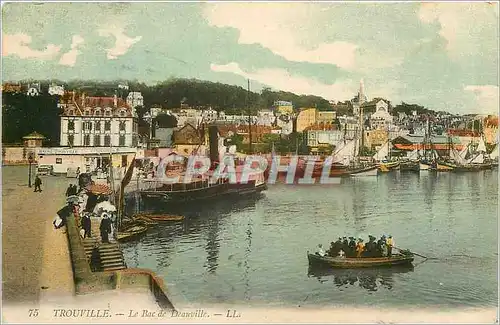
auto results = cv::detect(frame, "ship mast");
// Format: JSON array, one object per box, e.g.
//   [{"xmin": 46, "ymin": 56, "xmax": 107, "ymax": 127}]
[
  {"xmin": 357, "ymin": 79, "xmax": 365, "ymax": 164},
  {"xmin": 247, "ymin": 79, "xmax": 253, "ymax": 155}
]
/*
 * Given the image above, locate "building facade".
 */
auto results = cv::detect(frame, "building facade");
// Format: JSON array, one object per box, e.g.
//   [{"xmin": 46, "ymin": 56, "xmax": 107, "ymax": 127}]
[
  {"xmin": 316, "ymin": 111, "xmax": 337, "ymax": 124},
  {"xmin": 26, "ymin": 83, "xmax": 41, "ymax": 96},
  {"xmin": 48, "ymin": 84, "xmax": 65, "ymax": 96},
  {"xmin": 369, "ymin": 100, "xmax": 393, "ymax": 130},
  {"xmin": 126, "ymin": 91, "xmax": 144, "ymax": 108},
  {"xmin": 296, "ymin": 108, "xmax": 317, "ymax": 132},
  {"xmin": 59, "ymin": 92, "xmax": 139, "ymax": 148}
]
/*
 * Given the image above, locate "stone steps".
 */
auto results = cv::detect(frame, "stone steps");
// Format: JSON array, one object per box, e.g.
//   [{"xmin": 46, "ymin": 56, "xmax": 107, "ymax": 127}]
[{"xmin": 81, "ymin": 218, "xmax": 126, "ymax": 272}]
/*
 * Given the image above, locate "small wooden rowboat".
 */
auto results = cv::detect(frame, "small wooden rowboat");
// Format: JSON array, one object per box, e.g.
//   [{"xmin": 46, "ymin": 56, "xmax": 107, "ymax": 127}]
[
  {"xmin": 134, "ymin": 214, "xmax": 185, "ymax": 222},
  {"xmin": 132, "ymin": 215, "xmax": 159, "ymax": 226},
  {"xmin": 116, "ymin": 224, "xmax": 148, "ymax": 242},
  {"xmin": 307, "ymin": 252, "xmax": 414, "ymax": 269}
]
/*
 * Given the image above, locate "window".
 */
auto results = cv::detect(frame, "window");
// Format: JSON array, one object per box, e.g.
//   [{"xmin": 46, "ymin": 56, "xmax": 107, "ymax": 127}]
[
  {"xmin": 95, "ymin": 121, "xmax": 101, "ymax": 132},
  {"xmin": 104, "ymin": 121, "xmax": 111, "ymax": 131},
  {"xmin": 120, "ymin": 110, "xmax": 126, "ymax": 117},
  {"xmin": 121, "ymin": 155, "xmax": 128, "ymax": 167},
  {"xmin": 84, "ymin": 135, "xmax": 91, "ymax": 146},
  {"xmin": 83, "ymin": 121, "xmax": 93, "ymax": 131},
  {"xmin": 94, "ymin": 135, "xmax": 101, "ymax": 146},
  {"xmin": 104, "ymin": 135, "xmax": 111, "ymax": 146},
  {"xmin": 132, "ymin": 135, "xmax": 138, "ymax": 147},
  {"xmin": 94, "ymin": 110, "xmax": 101, "ymax": 116},
  {"xmin": 119, "ymin": 135, "xmax": 125, "ymax": 146},
  {"xmin": 68, "ymin": 135, "xmax": 74, "ymax": 146},
  {"xmin": 56, "ymin": 158, "xmax": 62, "ymax": 164},
  {"xmin": 68, "ymin": 120, "xmax": 74, "ymax": 131},
  {"xmin": 68, "ymin": 110, "xmax": 74, "ymax": 116},
  {"xmin": 105, "ymin": 110, "xmax": 111, "ymax": 117},
  {"xmin": 119, "ymin": 121, "xmax": 126, "ymax": 131}
]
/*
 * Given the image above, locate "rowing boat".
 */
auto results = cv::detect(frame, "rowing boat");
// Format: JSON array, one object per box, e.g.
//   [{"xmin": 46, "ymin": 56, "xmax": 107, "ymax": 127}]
[
  {"xmin": 307, "ymin": 252, "xmax": 414, "ymax": 268},
  {"xmin": 134, "ymin": 214, "xmax": 185, "ymax": 221},
  {"xmin": 132, "ymin": 215, "xmax": 159, "ymax": 226},
  {"xmin": 116, "ymin": 224, "xmax": 148, "ymax": 242}
]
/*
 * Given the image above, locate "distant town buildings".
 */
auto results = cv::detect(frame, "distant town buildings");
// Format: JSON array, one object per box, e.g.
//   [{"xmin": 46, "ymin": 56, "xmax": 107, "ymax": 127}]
[
  {"xmin": 48, "ymin": 84, "xmax": 65, "ymax": 96},
  {"xmin": 1, "ymin": 83, "xmax": 22, "ymax": 93},
  {"xmin": 126, "ymin": 91, "xmax": 144, "ymax": 108},
  {"xmin": 26, "ymin": 83, "xmax": 41, "ymax": 96},
  {"xmin": 274, "ymin": 101, "xmax": 294, "ymax": 115}
]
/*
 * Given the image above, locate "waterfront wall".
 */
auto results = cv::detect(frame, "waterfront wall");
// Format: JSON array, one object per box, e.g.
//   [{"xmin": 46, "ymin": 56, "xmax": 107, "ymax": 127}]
[
  {"xmin": 2, "ymin": 146, "xmax": 40, "ymax": 165},
  {"xmin": 65, "ymin": 212, "xmax": 175, "ymax": 310}
]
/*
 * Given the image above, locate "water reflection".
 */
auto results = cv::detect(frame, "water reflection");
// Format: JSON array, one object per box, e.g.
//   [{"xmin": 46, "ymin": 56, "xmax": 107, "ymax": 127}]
[
  {"xmin": 122, "ymin": 193, "xmax": 263, "ymax": 273},
  {"xmin": 307, "ymin": 266, "xmax": 414, "ymax": 292},
  {"xmin": 204, "ymin": 216, "xmax": 221, "ymax": 274}
]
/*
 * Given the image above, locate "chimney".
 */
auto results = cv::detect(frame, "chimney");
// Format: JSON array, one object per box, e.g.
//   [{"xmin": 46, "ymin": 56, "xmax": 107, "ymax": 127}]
[
  {"xmin": 208, "ymin": 125, "xmax": 219, "ymax": 169},
  {"xmin": 114, "ymin": 94, "xmax": 118, "ymax": 107}
]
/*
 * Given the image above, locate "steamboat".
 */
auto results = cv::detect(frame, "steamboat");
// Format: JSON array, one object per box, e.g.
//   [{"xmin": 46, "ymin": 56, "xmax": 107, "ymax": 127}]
[{"xmin": 138, "ymin": 125, "xmax": 267, "ymax": 206}]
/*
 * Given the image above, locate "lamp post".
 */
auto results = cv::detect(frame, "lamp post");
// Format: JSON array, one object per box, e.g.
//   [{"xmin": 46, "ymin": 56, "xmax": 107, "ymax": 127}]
[{"xmin": 28, "ymin": 153, "xmax": 34, "ymax": 187}]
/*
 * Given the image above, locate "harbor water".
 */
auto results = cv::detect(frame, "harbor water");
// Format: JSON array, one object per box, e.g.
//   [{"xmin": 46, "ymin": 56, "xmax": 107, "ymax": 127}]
[{"xmin": 122, "ymin": 170, "xmax": 498, "ymax": 308}]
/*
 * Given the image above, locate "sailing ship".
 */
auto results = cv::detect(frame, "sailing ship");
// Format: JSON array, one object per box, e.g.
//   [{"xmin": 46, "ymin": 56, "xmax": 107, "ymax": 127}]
[
  {"xmin": 373, "ymin": 138, "xmax": 400, "ymax": 172},
  {"xmin": 450, "ymin": 135, "xmax": 492, "ymax": 172}
]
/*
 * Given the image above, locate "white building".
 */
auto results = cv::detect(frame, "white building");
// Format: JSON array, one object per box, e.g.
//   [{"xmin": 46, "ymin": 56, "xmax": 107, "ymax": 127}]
[
  {"xmin": 201, "ymin": 107, "xmax": 219, "ymax": 122},
  {"xmin": 126, "ymin": 91, "xmax": 144, "ymax": 108},
  {"xmin": 173, "ymin": 108, "xmax": 203, "ymax": 128},
  {"xmin": 307, "ymin": 129, "xmax": 344, "ymax": 147},
  {"xmin": 48, "ymin": 84, "xmax": 65, "ymax": 96},
  {"xmin": 256, "ymin": 109, "xmax": 276, "ymax": 126},
  {"xmin": 369, "ymin": 100, "xmax": 394, "ymax": 130},
  {"xmin": 276, "ymin": 114, "xmax": 293, "ymax": 135},
  {"xmin": 337, "ymin": 115, "xmax": 360, "ymax": 140},
  {"xmin": 59, "ymin": 92, "xmax": 139, "ymax": 149},
  {"xmin": 26, "ymin": 83, "xmax": 41, "ymax": 96}
]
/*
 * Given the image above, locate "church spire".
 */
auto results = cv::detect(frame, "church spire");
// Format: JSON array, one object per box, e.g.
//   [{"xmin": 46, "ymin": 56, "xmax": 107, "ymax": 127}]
[{"xmin": 358, "ymin": 78, "xmax": 365, "ymax": 105}]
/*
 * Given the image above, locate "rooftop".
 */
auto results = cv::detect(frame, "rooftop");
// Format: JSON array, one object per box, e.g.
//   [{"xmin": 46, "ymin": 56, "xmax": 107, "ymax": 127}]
[{"xmin": 23, "ymin": 131, "xmax": 45, "ymax": 140}]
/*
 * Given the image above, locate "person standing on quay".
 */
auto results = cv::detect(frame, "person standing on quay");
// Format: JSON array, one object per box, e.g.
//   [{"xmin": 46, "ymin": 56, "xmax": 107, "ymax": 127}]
[
  {"xmin": 90, "ymin": 243, "xmax": 102, "ymax": 272},
  {"xmin": 81, "ymin": 213, "xmax": 92, "ymax": 238},
  {"xmin": 34, "ymin": 175, "xmax": 42, "ymax": 192},
  {"xmin": 99, "ymin": 213, "xmax": 112, "ymax": 243},
  {"xmin": 65, "ymin": 184, "xmax": 73, "ymax": 197}
]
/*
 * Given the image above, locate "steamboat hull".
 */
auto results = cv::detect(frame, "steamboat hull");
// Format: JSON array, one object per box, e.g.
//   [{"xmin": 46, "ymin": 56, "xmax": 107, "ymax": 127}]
[{"xmin": 139, "ymin": 180, "xmax": 267, "ymax": 205}]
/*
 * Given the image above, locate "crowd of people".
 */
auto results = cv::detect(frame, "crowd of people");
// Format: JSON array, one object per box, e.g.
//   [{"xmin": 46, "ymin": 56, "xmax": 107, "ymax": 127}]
[
  {"xmin": 317, "ymin": 235, "xmax": 396, "ymax": 258},
  {"xmin": 53, "ymin": 178, "xmax": 117, "ymax": 246}
]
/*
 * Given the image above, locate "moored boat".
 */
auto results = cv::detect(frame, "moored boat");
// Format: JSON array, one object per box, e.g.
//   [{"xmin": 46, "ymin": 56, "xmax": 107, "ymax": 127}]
[
  {"xmin": 400, "ymin": 160, "xmax": 420, "ymax": 172},
  {"xmin": 378, "ymin": 161, "xmax": 400, "ymax": 172},
  {"xmin": 419, "ymin": 162, "xmax": 432, "ymax": 171},
  {"xmin": 116, "ymin": 224, "xmax": 148, "ymax": 242},
  {"xmin": 135, "ymin": 214, "xmax": 185, "ymax": 221},
  {"xmin": 307, "ymin": 252, "xmax": 414, "ymax": 268},
  {"xmin": 132, "ymin": 215, "xmax": 159, "ymax": 226},
  {"xmin": 349, "ymin": 165, "xmax": 379, "ymax": 177}
]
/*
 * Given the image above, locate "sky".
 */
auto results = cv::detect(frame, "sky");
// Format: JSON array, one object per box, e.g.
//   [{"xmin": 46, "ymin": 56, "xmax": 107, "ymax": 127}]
[{"xmin": 1, "ymin": 1, "xmax": 499, "ymax": 115}]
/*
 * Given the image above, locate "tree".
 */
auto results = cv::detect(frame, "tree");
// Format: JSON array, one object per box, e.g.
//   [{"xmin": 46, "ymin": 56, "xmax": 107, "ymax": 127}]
[{"xmin": 227, "ymin": 133, "xmax": 244, "ymax": 151}]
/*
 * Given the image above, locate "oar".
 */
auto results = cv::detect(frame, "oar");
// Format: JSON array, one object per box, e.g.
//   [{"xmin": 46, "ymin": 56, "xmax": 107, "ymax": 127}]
[{"xmin": 393, "ymin": 246, "xmax": 430, "ymax": 259}]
